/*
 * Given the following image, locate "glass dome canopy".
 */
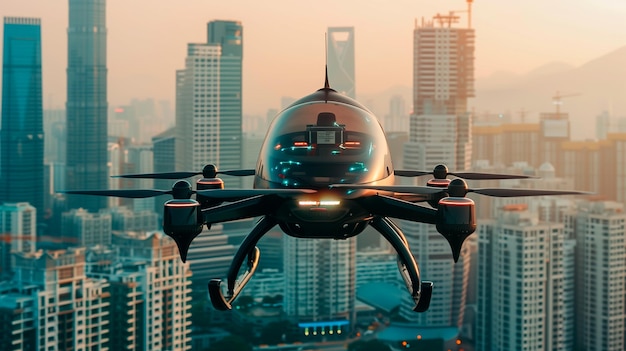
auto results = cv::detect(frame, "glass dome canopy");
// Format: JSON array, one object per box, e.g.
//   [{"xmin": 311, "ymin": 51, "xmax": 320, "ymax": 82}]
[{"xmin": 256, "ymin": 89, "xmax": 393, "ymax": 188}]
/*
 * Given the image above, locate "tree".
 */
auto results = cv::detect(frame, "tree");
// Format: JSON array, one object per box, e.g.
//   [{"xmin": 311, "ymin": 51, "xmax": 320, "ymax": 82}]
[
  {"xmin": 206, "ymin": 335, "xmax": 252, "ymax": 351},
  {"xmin": 259, "ymin": 320, "xmax": 297, "ymax": 344},
  {"xmin": 348, "ymin": 339, "xmax": 392, "ymax": 351}
]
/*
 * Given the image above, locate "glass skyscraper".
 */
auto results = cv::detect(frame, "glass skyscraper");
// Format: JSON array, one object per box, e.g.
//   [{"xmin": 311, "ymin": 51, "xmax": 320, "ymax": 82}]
[
  {"xmin": 0, "ymin": 17, "xmax": 44, "ymax": 221},
  {"xmin": 65, "ymin": 0, "xmax": 108, "ymax": 212}
]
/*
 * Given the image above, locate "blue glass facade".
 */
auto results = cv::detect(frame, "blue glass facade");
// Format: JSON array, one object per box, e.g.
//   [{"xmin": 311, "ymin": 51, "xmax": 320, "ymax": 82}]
[
  {"xmin": 65, "ymin": 0, "xmax": 108, "ymax": 212},
  {"xmin": 1, "ymin": 17, "xmax": 44, "ymax": 220},
  {"xmin": 207, "ymin": 20, "xmax": 243, "ymax": 189}
]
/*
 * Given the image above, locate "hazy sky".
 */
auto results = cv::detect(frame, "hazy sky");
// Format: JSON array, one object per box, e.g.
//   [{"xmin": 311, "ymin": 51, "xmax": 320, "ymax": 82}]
[{"xmin": 3, "ymin": 0, "xmax": 626, "ymax": 115}]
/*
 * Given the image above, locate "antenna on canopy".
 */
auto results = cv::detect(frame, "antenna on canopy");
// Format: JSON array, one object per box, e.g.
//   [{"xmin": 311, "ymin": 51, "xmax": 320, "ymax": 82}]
[
  {"xmin": 324, "ymin": 32, "xmax": 330, "ymax": 102},
  {"xmin": 324, "ymin": 33, "xmax": 330, "ymax": 89}
]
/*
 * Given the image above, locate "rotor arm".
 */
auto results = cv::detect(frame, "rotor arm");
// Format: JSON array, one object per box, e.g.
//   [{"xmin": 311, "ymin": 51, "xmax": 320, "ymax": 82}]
[
  {"xmin": 370, "ymin": 216, "xmax": 433, "ymax": 312},
  {"xmin": 209, "ymin": 216, "xmax": 278, "ymax": 310},
  {"xmin": 200, "ymin": 194, "xmax": 284, "ymax": 226},
  {"xmin": 359, "ymin": 194, "xmax": 438, "ymax": 224}
]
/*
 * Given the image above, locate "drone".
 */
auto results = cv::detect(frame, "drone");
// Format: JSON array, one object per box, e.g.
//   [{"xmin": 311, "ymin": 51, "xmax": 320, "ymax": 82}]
[{"xmin": 62, "ymin": 74, "xmax": 588, "ymax": 313}]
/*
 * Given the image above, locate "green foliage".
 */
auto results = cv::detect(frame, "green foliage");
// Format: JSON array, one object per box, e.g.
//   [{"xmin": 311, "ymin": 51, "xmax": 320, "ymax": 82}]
[
  {"xmin": 190, "ymin": 299, "xmax": 211, "ymax": 330},
  {"xmin": 206, "ymin": 335, "xmax": 252, "ymax": 351},
  {"xmin": 258, "ymin": 320, "xmax": 297, "ymax": 344},
  {"xmin": 348, "ymin": 339, "xmax": 392, "ymax": 351}
]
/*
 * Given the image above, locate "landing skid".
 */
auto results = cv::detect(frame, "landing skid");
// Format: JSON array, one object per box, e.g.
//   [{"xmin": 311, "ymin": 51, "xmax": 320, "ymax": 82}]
[
  {"xmin": 370, "ymin": 216, "xmax": 433, "ymax": 312},
  {"xmin": 208, "ymin": 216, "xmax": 277, "ymax": 310}
]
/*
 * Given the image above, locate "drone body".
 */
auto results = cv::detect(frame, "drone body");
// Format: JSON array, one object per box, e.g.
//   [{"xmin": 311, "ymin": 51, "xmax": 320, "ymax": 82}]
[{"xmin": 63, "ymin": 78, "xmax": 588, "ymax": 313}]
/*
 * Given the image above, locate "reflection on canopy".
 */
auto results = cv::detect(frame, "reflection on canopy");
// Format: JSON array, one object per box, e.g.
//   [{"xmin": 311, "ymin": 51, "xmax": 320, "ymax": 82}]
[{"xmin": 258, "ymin": 100, "xmax": 391, "ymax": 188}]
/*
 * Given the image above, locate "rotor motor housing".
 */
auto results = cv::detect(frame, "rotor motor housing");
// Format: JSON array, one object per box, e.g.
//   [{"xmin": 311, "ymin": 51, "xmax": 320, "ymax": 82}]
[
  {"xmin": 196, "ymin": 178, "xmax": 225, "ymax": 208},
  {"xmin": 436, "ymin": 197, "xmax": 476, "ymax": 236},
  {"xmin": 163, "ymin": 199, "xmax": 203, "ymax": 237}
]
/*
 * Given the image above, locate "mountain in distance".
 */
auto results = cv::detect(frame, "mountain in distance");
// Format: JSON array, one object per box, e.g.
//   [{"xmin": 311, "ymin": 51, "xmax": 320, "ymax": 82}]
[
  {"xmin": 473, "ymin": 45, "xmax": 626, "ymax": 140},
  {"xmin": 359, "ymin": 45, "xmax": 626, "ymax": 140}
]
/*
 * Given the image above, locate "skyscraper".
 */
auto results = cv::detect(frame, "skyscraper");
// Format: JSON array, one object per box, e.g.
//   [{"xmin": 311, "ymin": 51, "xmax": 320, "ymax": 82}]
[
  {"xmin": 404, "ymin": 14, "xmax": 475, "ymax": 172},
  {"xmin": 327, "ymin": 27, "xmax": 355, "ymax": 99},
  {"xmin": 65, "ymin": 0, "xmax": 108, "ymax": 212},
  {"xmin": 1, "ymin": 17, "xmax": 44, "ymax": 220},
  {"xmin": 208, "ymin": 20, "xmax": 243, "ymax": 189},
  {"xmin": 398, "ymin": 12, "xmax": 475, "ymax": 327},
  {"xmin": 176, "ymin": 44, "xmax": 221, "ymax": 174},
  {"xmin": 176, "ymin": 20, "xmax": 243, "ymax": 189}
]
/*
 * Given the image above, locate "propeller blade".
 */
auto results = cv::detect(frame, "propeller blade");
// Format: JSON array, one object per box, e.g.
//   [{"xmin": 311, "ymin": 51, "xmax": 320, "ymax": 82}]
[
  {"xmin": 469, "ymin": 188, "xmax": 593, "ymax": 197},
  {"xmin": 395, "ymin": 169, "xmax": 534, "ymax": 180},
  {"xmin": 394, "ymin": 170, "xmax": 431, "ymax": 177},
  {"xmin": 113, "ymin": 169, "xmax": 255, "ymax": 179},
  {"xmin": 113, "ymin": 171, "xmax": 201, "ymax": 179},
  {"xmin": 330, "ymin": 184, "xmax": 445, "ymax": 195},
  {"xmin": 218, "ymin": 169, "xmax": 256, "ymax": 176},
  {"xmin": 61, "ymin": 189, "xmax": 171, "ymax": 198},
  {"xmin": 196, "ymin": 188, "xmax": 317, "ymax": 199},
  {"xmin": 449, "ymin": 172, "xmax": 534, "ymax": 180}
]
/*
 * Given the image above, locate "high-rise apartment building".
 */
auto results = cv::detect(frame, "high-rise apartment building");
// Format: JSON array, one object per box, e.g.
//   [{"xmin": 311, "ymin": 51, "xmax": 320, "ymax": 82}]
[
  {"xmin": 1, "ymin": 17, "xmax": 44, "ymax": 221},
  {"xmin": 109, "ymin": 206, "xmax": 158, "ymax": 232},
  {"xmin": 327, "ymin": 27, "xmax": 356, "ymax": 99},
  {"xmin": 398, "ymin": 12, "xmax": 474, "ymax": 327},
  {"xmin": 87, "ymin": 232, "xmax": 192, "ymax": 351},
  {"xmin": 477, "ymin": 205, "xmax": 573, "ymax": 350},
  {"xmin": 176, "ymin": 20, "xmax": 243, "ymax": 188},
  {"xmin": 404, "ymin": 14, "xmax": 475, "ymax": 173},
  {"xmin": 565, "ymin": 201, "xmax": 626, "ymax": 351},
  {"xmin": 65, "ymin": 0, "xmax": 108, "ymax": 212},
  {"xmin": 0, "ymin": 202, "xmax": 37, "ymax": 277},
  {"xmin": 7, "ymin": 248, "xmax": 111, "ymax": 351},
  {"xmin": 284, "ymin": 237, "xmax": 356, "ymax": 334},
  {"xmin": 176, "ymin": 43, "xmax": 221, "ymax": 175},
  {"xmin": 62, "ymin": 208, "xmax": 112, "ymax": 247}
]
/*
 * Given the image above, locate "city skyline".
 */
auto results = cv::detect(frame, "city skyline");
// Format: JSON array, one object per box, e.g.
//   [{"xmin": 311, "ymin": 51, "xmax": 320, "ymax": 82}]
[{"xmin": 1, "ymin": 1, "xmax": 626, "ymax": 122}]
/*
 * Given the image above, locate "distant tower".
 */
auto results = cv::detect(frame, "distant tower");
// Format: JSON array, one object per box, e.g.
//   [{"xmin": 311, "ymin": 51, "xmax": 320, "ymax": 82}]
[
  {"xmin": 1, "ymin": 17, "xmax": 44, "ymax": 221},
  {"xmin": 65, "ymin": 0, "xmax": 108, "ymax": 212},
  {"xmin": 327, "ymin": 27, "xmax": 356, "ymax": 99},
  {"xmin": 152, "ymin": 127, "xmax": 176, "ymax": 217},
  {"xmin": 399, "ymin": 10, "xmax": 475, "ymax": 328},
  {"xmin": 384, "ymin": 95, "xmax": 407, "ymax": 132},
  {"xmin": 596, "ymin": 110, "xmax": 611, "ymax": 140}
]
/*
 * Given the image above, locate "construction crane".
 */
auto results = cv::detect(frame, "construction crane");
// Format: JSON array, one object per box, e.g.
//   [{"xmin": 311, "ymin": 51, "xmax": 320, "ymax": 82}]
[
  {"xmin": 518, "ymin": 108, "xmax": 532, "ymax": 123},
  {"xmin": 552, "ymin": 91, "xmax": 581, "ymax": 118},
  {"xmin": 438, "ymin": 0, "xmax": 474, "ymax": 28}
]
